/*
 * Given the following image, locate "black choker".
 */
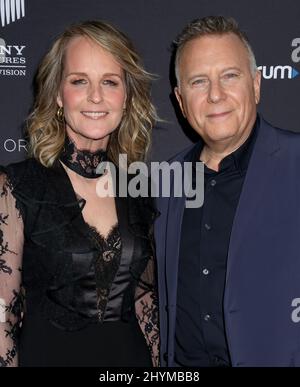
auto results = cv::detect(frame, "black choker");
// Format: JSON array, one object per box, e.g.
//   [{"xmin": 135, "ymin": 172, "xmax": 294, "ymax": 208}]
[{"xmin": 60, "ymin": 136, "xmax": 108, "ymax": 179}]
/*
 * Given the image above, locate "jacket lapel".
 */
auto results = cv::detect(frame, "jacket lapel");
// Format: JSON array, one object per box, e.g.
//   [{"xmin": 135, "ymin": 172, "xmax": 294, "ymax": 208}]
[
  {"xmin": 224, "ymin": 119, "xmax": 281, "ymax": 364},
  {"xmin": 225, "ymin": 118, "xmax": 280, "ymax": 289},
  {"xmin": 165, "ymin": 150, "xmax": 196, "ymax": 306}
]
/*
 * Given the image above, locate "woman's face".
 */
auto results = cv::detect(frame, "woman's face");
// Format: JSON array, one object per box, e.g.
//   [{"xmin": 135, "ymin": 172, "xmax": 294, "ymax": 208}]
[{"xmin": 57, "ymin": 36, "xmax": 127, "ymax": 151}]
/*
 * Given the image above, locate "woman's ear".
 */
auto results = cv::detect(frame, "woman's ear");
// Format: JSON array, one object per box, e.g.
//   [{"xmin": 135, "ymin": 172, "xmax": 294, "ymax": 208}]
[{"xmin": 57, "ymin": 93, "xmax": 63, "ymax": 108}]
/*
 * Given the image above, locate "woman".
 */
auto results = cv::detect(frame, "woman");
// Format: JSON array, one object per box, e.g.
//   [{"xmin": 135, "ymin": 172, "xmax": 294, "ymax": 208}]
[{"xmin": 0, "ymin": 21, "xmax": 159, "ymax": 367}]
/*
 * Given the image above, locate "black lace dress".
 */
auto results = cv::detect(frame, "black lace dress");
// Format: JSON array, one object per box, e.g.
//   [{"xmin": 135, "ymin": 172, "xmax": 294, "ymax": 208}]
[{"xmin": 0, "ymin": 139, "xmax": 159, "ymax": 367}]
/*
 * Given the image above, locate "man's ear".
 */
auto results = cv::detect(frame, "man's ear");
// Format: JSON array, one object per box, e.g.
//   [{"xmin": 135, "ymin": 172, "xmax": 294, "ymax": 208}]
[
  {"xmin": 253, "ymin": 69, "xmax": 261, "ymax": 105},
  {"xmin": 174, "ymin": 86, "xmax": 186, "ymax": 118}
]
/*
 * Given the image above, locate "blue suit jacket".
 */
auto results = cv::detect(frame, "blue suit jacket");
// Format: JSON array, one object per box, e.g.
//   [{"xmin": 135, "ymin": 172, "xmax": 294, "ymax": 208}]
[{"xmin": 155, "ymin": 117, "xmax": 300, "ymax": 367}]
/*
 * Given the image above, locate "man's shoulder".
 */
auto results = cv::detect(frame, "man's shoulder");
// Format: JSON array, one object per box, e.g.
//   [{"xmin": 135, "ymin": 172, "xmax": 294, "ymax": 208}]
[
  {"xmin": 254, "ymin": 117, "xmax": 300, "ymax": 172},
  {"xmin": 262, "ymin": 117, "xmax": 300, "ymax": 144},
  {"xmin": 276, "ymin": 126, "xmax": 300, "ymax": 143}
]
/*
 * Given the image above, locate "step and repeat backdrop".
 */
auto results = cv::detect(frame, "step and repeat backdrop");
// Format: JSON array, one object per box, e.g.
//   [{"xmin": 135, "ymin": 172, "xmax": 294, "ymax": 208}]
[{"xmin": 0, "ymin": 0, "xmax": 299, "ymax": 165}]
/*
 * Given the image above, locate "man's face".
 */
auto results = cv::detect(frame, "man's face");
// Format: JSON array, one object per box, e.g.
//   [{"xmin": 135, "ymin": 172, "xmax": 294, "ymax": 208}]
[{"xmin": 175, "ymin": 33, "xmax": 261, "ymax": 147}]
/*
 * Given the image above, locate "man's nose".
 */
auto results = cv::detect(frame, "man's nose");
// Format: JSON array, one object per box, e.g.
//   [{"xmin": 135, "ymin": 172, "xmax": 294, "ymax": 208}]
[{"xmin": 207, "ymin": 79, "xmax": 226, "ymax": 103}]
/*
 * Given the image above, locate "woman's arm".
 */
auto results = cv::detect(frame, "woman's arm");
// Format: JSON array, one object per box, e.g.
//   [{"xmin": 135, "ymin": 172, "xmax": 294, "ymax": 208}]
[
  {"xmin": 0, "ymin": 173, "xmax": 24, "ymax": 367},
  {"xmin": 135, "ymin": 253, "xmax": 160, "ymax": 367}
]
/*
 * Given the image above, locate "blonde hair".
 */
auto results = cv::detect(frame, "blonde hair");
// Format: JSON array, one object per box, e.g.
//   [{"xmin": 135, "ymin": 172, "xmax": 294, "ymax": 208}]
[{"xmin": 27, "ymin": 20, "xmax": 157, "ymax": 167}]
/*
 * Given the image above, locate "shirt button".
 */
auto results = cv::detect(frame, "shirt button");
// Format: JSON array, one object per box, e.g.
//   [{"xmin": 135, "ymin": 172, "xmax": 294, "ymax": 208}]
[
  {"xmin": 202, "ymin": 268, "xmax": 210, "ymax": 275},
  {"xmin": 204, "ymin": 223, "xmax": 211, "ymax": 230},
  {"xmin": 210, "ymin": 179, "xmax": 217, "ymax": 187},
  {"xmin": 204, "ymin": 314, "xmax": 211, "ymax": 322}
]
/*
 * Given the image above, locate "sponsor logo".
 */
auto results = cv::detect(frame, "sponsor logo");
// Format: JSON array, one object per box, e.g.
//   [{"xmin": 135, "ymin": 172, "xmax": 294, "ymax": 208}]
[
  {"xmin": 259, "ymin": 40, "xmax": 300, "ymax": 80},
  {"xmin": 2, "ymin": 138, "xmax": 27, "ymax": 152},
  {"xmin": 0, "ymin": 0, "xmax": 25, "ymax": 27},
  {"xmin": 258, "ymin": 65, "xmax": 299, "ymax": 80},
  {"xmin": 0, "ymin": 39, "xmax": 26, "ymax": 76}
]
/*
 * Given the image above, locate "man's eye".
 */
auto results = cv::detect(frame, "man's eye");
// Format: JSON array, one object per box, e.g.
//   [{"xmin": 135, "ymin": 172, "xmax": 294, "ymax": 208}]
[
  {"xmin": 223, "ymin": 73, "xmax": 239, "ymax": 80},
  {"xmin": 192, "ymin": 79, "xmax": 208, "ymax": 86}
]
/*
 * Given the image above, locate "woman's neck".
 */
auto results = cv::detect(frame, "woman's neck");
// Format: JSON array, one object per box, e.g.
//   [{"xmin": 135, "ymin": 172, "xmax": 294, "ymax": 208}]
[{"xmin": 59, "ymin": 135, "xmax": 108, "ymax": 179}]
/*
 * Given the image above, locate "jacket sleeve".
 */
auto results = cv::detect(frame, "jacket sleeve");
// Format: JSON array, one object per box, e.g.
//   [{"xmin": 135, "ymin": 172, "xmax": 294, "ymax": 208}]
[{"xmin": 0, "ymin": 172, "xmax": 24, "ymax": 367}]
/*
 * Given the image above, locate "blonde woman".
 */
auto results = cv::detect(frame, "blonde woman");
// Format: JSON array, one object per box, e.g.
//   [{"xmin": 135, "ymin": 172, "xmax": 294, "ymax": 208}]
[{"xmin": 0, "ymin": 21, "xmax": 159, "ymax": 367}]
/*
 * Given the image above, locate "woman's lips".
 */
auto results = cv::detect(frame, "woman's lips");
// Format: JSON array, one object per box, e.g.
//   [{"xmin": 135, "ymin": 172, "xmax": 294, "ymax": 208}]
[{"xmin": 81, "ymin": 111, "xmax": 109, "ymax": 119}]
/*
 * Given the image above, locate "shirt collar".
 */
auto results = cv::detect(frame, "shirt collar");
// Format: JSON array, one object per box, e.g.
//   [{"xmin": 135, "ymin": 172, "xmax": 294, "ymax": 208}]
[{"xmin": 186, "ymin": 115, "xmax": 259, "ymax": 176}]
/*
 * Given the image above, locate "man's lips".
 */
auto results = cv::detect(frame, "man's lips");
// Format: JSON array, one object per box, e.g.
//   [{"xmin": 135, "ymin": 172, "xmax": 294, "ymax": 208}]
[{"xmin": 207, "ymin": 111, "xmax": 232, "ymax": 118}]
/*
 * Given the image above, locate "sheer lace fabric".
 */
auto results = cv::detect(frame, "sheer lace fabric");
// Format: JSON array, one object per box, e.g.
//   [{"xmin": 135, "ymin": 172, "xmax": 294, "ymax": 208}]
[
  {"xmin": 135, "ymin": 253, "xmax": 160, "ymax": 366},
  {"xmin": 87, "ymin": 224, "xmax": 122, "ymax": 321},
  {"xmin": 0, "ymin": 173, "xmax": 24, "ymax": 367},
  {"xmin": 88, "ymin": 223, "xmax": 160, "ymax": 366}
]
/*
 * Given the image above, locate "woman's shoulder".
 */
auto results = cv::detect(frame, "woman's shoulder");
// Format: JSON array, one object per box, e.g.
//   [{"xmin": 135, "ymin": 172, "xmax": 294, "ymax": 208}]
[
  {"xmin": 1, "ymin": 158, "xmax": 45, "ymax": 188},
  {"xmin": 2, "ymin": 157, "xmax": 42, "ymax": 175}
]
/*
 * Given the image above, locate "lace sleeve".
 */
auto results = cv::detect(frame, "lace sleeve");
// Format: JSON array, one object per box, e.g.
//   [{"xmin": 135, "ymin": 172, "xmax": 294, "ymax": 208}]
[
  {"xmin": 0, "ymin": 172, "xmax": 24, "ymax": 367},
  {"xmin": 135, "ymin": 253, "xmax": 160, "ymax": 367}
]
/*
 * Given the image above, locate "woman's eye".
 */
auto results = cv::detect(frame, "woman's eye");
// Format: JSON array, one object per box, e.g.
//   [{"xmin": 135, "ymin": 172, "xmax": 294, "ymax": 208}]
[
  {"xmin": 103, "ymin": 79, "xmax": 118, "ymax": 86},
  {"xmin": 70, "ymin": 79, "xmax": 87, "ymax": 85}
]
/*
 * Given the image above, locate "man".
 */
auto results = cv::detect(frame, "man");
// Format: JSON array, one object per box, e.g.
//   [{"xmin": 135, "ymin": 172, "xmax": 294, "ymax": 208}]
[{"xmin": 155, "ymin": 16, "xmax": 300, "ymax": 367}]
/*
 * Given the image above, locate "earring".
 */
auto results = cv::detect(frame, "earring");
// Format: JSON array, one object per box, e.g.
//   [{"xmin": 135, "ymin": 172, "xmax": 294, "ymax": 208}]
[{"xmin": 56, "ymin": 106, "xmax": 64, "ymax": 122}]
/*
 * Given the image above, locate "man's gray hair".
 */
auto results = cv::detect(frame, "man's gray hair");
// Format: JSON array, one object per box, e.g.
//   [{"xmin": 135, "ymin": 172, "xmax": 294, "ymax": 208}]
[{"xmin": 174, "ymin": 16, "xmax": 257, "ymax": 84}]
